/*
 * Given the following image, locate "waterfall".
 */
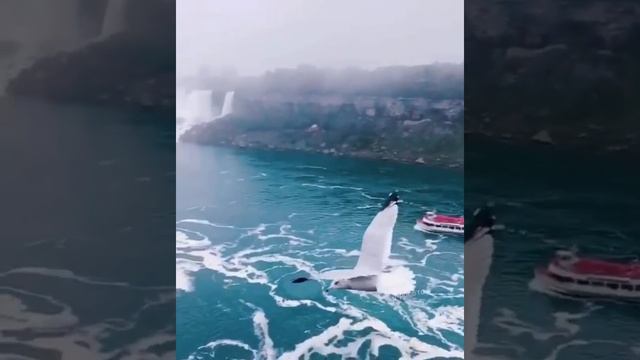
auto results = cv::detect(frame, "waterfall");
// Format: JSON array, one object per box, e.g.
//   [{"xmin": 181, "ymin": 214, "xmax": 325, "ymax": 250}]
[
  {"xmin": 0, "ymin": 0, "xmax": 81, "ymax": 94},
  {"xmin": 100, "ymin": 0, "xmax": 127, "ymax": 39},
  {"xmin": 185, "ymin": 90, "xmax": 215, "ymax": 121},
  {"xmin": 175, "ymin": 87, "xmax": 190, "ymax": 120},
  {"xmin": 176, "ymin": 89, "xmax": 213, "ymax": 141},
  {"xmin": 219, "ymin": 91, "xmax": 234, "ymax": 118},
  {"xmin": 176, "ymin": 90, "xmax": 235, "ymax": 142}
]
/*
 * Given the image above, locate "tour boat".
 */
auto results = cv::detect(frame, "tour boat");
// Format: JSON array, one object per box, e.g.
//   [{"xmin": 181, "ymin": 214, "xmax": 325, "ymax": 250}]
[
  {"xmin": 535, "ymin": 250, "xmax": 640, "ymax": 299},
  {"xmin": 415, "ymin": 211, "xmax": 464, "ymax": 234}
]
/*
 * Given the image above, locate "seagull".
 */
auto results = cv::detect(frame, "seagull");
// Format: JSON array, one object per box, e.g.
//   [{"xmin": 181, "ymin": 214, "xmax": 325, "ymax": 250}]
[
  {"xmin": 292, "ymin": 192, "xmax": 415, "ymax": 295},
  {"xmin": 464, "ymin": 205, "xmax": 502, "ymax": 357}
]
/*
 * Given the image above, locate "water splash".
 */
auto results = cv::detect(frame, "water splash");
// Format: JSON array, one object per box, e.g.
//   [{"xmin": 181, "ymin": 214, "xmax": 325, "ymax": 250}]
[{"xmin": 176, "ymin": 89, "xmax": 235, "ymax": 142}]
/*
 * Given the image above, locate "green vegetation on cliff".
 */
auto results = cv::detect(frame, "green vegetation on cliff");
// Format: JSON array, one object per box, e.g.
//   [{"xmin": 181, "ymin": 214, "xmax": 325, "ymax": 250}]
[
  {"xmin": 6, "ymin": 0, "xmax": 175, "ymax": 112},
  {"xmin": 182, "ymin": 64, "xmax": 464, "ymax": 166},
  {"xmin": 466, "ymin": 0, "xmax": 640, "ymax": 149}
]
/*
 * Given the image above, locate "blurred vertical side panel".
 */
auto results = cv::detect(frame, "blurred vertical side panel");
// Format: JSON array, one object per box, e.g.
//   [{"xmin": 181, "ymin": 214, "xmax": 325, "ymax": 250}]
[
  {"xmin": 0, "ymin": 0, "xmax": 176, "ymax": 359},
  {"xmin": 465, "ymin": 0, "xmax": 640, "ymax": 359}
]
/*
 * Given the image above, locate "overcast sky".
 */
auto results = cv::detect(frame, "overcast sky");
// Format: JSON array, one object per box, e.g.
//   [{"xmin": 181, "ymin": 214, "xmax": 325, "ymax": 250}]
[{"xmin": 177, "ymin": 0, "xmax": 463, "ymax": 77}]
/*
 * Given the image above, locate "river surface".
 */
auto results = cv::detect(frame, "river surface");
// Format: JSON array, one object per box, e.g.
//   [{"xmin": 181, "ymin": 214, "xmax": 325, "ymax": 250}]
[
  {"xmin": 0, "ymin": 97, "xmax": 176, "ymax": 359},
  {"xmin": 466, "ymin": 139, "xmax": 640, "ymax": 360},
  {"xmin": 176, "ymin": 144, "xmax": 464, "ymax": 359}
]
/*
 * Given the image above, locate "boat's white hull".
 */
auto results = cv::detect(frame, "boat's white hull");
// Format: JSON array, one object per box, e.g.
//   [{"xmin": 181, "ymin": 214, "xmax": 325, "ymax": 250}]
[
  {"xmin": 534, "ymin": 267, "xmax": 640, "ymax": 299},
  {"xmin": 414, "ymin": 221, "xmax": 464, "ymax": 235}
]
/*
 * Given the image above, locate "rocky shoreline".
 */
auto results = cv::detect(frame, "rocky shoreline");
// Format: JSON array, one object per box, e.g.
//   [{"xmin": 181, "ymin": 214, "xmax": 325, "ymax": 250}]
[
  {"xmin": 464, "ymin": 122, "xmax": 640, "ymax": 154},
  {"xmin": 181, "ymin": 94, "xmax": 463, "ymax": 168},
  {"xmin": 466, "ymin": 0, "xmax": 640, "ymax": 155},
  {"xmin": 6, "ymin": 33, "xmax": 174, "ymax": 113},
  {"xmin": 187, "ymin": 130, "xmax": 463, "ymax": 169},
  {"xmin": 5, "ymin": 1, "xmax": 175, "ymax": 114}
]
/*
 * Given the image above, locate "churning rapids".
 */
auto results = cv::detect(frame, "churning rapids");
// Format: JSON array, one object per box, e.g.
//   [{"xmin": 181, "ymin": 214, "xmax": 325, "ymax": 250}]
[{"xmin": 176, "ymin": 144, "xmax": 463, "ymax": 359}]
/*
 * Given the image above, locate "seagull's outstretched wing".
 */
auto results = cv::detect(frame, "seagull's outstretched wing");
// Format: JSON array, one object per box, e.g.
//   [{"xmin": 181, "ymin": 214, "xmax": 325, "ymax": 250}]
[
  {"xmin": 353, "ymin": 203, "xmax": 398, "ymax": 275},
  {"xmin": 294, "ymin": 192, "xmax": 399, "ymax": 284}
]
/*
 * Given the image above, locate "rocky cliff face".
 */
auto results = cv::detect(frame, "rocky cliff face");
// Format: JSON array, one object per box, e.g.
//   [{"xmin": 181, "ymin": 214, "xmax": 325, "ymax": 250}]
[
  {"xmin": 5, "ymin": 0, "xmax": 175, "ymax": 112},
  {"xmin": 183, "ymin": 91, "xmax": 463, "ymax": 167},
  {"xmin": 466, "ymin": 0, "xmax": 640, "ymax": 152}
]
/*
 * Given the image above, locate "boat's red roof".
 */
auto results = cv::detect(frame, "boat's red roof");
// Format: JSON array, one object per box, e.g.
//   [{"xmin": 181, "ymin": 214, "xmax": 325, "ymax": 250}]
[
  {"xmin": 570, "ymin": 259, "xmax": 640, "ymax": 279},
  {"xmin": 423, "ymin": 214, "xmax": 464, "ymax": 225}
]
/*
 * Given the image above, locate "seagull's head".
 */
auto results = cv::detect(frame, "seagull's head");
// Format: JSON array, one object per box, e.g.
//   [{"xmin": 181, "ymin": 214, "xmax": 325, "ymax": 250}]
[
  {"xmin": 465, "ymin": 204, "xmax": 497, "ymax": 242},
  {"xmin": 381, "ymin": 191, "xmax": 401, "ymax": 210},
  {"xmin": 328, "ymin": 279, "xmax": 351, "ymax": 290}
]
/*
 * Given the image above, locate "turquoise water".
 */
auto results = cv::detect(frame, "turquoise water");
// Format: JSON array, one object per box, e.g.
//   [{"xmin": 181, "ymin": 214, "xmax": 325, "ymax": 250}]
[
  {"xmin": 176, "ymin": 144, "xmax": 464, "ymax": 359},
  {"xmin": 0, "ymin": 98, "xmax": 175, "ymax": 358},
  {"xmin": 466, "ymin": 140, "xmax": 640, "ymax": 359}
]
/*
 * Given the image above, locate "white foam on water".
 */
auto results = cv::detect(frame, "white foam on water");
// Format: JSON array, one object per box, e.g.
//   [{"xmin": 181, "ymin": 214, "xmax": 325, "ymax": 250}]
[
  {"xmin": 118, "ymin": 332, "xmax": 176, "ymax": 360},
  {"xmin": 177, "ymin": 226, "xmax": 339, "ymax": 312},
  {"xmin": 176, "ymin": 230, "xmax": 213, "ymax": 292},
  {"xmin": 357, "ymin": 204, "xmax": 379, "ymax": 209},
  {"xmin": 301, "ymin": 183, "xmax": 363, "ymax": 191},
  {"xmin": 255, "ymin": 225, "xmax": 314, "ymax": 246},
  {"xmin": 306, "ymin": 248, "xmax": 361, "ymax": 259},
  {"xmin": 253, "ymin": 310, "xmax": 276, "ymax": 360},
  {"xmin": 0, "ymin": 288, "xmax": 77, "ymax": 331},
  {"xmin": 359, "ymin": 191, "xmax": 385, "ymax": 200},
  {"xmin": 187, "ymin": 339, "xmax": 256, "ymax": 360},
  {"xmin": 419, "ymin": 273, "xmax": 461, "ymax": 294},
  {"xmin": 1, "ymin": 267, "xmax": 170, "ymax": 290},
  {"xmin": 178, "ymin": 231, "xmax": 268, "ymax": 287},
  {"xmin": 429, "ymin": 305, "xmax": 465, "ymax": 337},
  {"xmin": 552, "ymin": 305, "xmax": 601, "ymax": 336},
  {"xmin": 425, "ymin": 238, "xmax": 443, "ymax": 251},
  {"xmin": 176, "ymin": 229, "xmax": 210, "ymax": 249},
  {"xmin": 491, "ymin": 307, "xmax": 592, "ymax": 342},
  {"xmin": 398, "ymin": 297, "xmax": 464, "ymax": 349},
  {"xmin": 279, "ymin": 316, "xmax": 463, "ymax": 360},
  {"xmin": 409, "ymin": 307, "xmax": 432, "ymax": 334},
  {"xmin": 1, "ymin": 287, "xmax": 175, "ymax": 359},
  {"xmin": 176, "ymin": 259, "xmax": 202, "ymax": 292},
  {"xmin": 196, "ymin": 248, "xmax": 270, "ymax": 285},
  {"xmin": 177, "ymin": 219, "xmax": 237, "ymax": 229},
  {"xmin": 239, "ymin": 300, "xmax": 277, "ymax": 359},
  {"xmin": 270, "ymin": 290, "xmax": 338, "ymax": 312},
  {"xmin": 237, "ymin": 223, "xmax": 314, "ymax": 246},
  {"xmin": 295, "ymin": 165, "xmax": 327, "ymax": 170},
  {"xmin": 493, "ymin": 308, "xmax": 555, "ymax": 340},
  {"xmin": 543, "ymin": 340, "xmax": 589, "ymax": 360},
  {"xmin": 398, "ymin": 236, "xmax": 435, "ymax": 253},
  {"xmin": 247, "ymin": 254, "xmax": 318, "ymax": 278},
  {"xmin": 176, "ymin": 214, "xmax": 464, "ymax": 358},
  {"xmin": 542, "ymin": 339, "xmax": 626, "ymax": 360}
]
